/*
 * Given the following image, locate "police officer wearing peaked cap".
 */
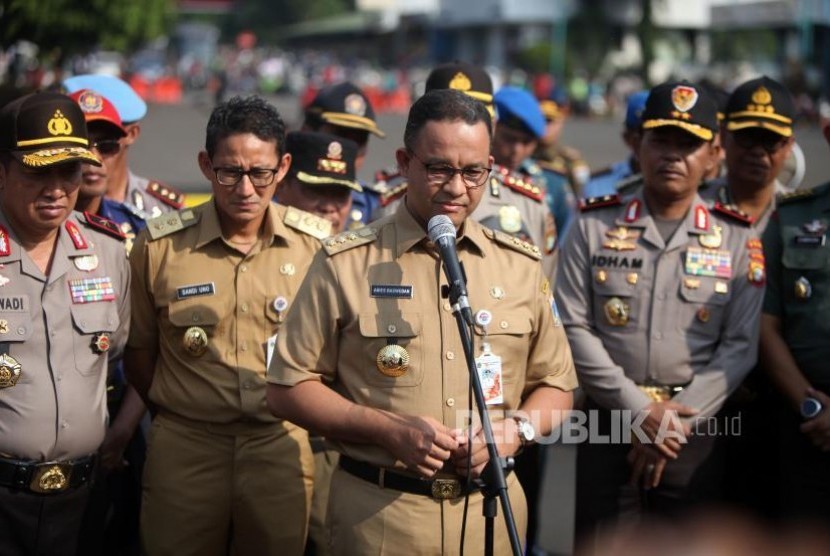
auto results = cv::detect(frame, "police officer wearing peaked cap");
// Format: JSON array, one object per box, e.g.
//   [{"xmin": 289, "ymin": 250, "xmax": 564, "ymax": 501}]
[
  {"xmin": 62, "ymin": 74, "xmax": 186, "ymax": 219},
  {"xmin": 557, "ymin": 81, "xmax": 764, "ymax": 546},
  {"xmin": 304, "ymin": 82, "xmax": 385, "ymax": 229},
  {"xmin": 0, "ymin": 91, "xmax": 131, "ymax": 556}
]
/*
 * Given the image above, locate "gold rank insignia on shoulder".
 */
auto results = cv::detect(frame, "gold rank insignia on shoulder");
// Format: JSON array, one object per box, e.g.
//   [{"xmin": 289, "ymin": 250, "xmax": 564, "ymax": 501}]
[
  {"xmin": 322, "ymin": 227, "xmax": 377, "ymax": 256},
  {"xmin": 147, "ymin": 181, "xmax": 185, "ymax": 209},
  {"xmin": 712, "ymin": 202, "xmax": 753, "ymax": 226},
  {"xmin": 81, "ymin": 211, "xmax": 126, "ymax": 241},
  {"xmin": 0, "ymin": 353, "xmax": 22, "ymax": 388},
  {"xmin": 147, "ymin": 209, "xmax": 198, "ymax": 240},
  {"xmin": 377, "ymin": 344, "xmax": 409, "ymax": 377},
  {"xmin": 283, "ymin": 206, "xmax": 332, "ymax": 240},
  {"xmin": 183, "ymin": 326, "xmax": 208, "ymax": 357},
  {"xmin": 579, "ymin": 194, "xmax": 622, "ymax": 212},
  {"xmin": 487, "ymin": 229, "xmax": 542, "ymax": 260}
]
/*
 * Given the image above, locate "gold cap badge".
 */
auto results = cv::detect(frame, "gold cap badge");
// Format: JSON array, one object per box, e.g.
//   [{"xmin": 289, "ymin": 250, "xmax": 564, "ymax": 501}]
[
  {"xmin": 449, "ymin": 72, "xmax": 472, "ymax": 92},
  {"xmin": 47, "ymin": 110, "xmax": 73, "ymax": 136}
]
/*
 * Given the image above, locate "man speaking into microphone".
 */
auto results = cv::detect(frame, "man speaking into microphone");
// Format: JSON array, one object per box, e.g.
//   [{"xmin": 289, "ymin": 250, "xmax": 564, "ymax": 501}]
[{"xmin": 266, "ymin": 88, "xmax": 576, "ymax": 555}]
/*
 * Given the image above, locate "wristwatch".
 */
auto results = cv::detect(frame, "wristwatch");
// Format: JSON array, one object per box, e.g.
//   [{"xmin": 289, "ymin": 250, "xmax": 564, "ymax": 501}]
[
  {"xmin": 801, "ymin": 397, "xmax": 824, "ymax": 420},
  {"xmin": 512, "ymin": 415, "xmax": 536, "ymax": 451}
]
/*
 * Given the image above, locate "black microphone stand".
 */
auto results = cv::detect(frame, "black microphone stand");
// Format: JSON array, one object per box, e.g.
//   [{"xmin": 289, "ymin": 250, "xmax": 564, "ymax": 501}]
[{"xmin": 442, "ymin": 271, "xmax": 522, "ymax": 556}]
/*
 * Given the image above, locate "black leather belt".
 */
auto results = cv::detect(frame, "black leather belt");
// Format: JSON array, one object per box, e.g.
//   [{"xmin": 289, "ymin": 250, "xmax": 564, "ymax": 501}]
[
  {"xmin": 339, "ymin": 455, "xmax": 476, "ymax": 500},
  {"xmin": 0, "ymin": 455, "xmax": 95, "ymax": 494}
]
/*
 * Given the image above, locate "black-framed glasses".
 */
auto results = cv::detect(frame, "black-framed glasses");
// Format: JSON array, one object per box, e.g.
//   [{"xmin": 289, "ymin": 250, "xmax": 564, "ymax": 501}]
[
  {"xmin": 732, "ymin": 130, "xmax": 790, "ymax": 153},
  {"xmin": 89, "ymin": 139, "xmax": 122, "ymax": 157},
  {"xmin": 409, "ymin": 152, "xmax": 491, "ymax": 188},
  {"xmin": 213, "ymin": 167, "xmax": 280, "ymax": 187}
]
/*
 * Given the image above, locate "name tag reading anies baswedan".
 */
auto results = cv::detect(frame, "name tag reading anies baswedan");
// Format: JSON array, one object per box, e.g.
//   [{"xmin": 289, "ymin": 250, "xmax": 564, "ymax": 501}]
[
  {"xmin": 370, "ymin": 285, "xmax": 413, "ymax": 299},
  {"xmin": 176, "ymin": 283, "xmax": 216, "ymax": 300}
]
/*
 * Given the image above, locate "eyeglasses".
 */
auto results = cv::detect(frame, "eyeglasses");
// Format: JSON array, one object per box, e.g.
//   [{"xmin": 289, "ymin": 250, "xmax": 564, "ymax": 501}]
[
  {"xmin": 732, "ymin": 130, "xmax": 791, "ymax": 153},
  {"xmin": 89, "ymin": 139, "xmax": 122, "ymax": 157},
  {"xmin": 213, "ymin": 167, "xmax": 280, "ymax": 187},
  {"xmin": 409, "ymin": 152, "xmax": 491, "ymax": 188}
]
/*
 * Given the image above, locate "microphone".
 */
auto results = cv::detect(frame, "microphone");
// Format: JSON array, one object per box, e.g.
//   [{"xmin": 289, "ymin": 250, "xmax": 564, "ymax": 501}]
[{"xmin": 427, "ymin": 215, "xmax": 473, "ymax": 325}]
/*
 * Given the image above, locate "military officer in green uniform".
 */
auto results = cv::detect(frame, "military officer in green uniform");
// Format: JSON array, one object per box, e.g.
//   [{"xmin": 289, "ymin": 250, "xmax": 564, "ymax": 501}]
[
  {"xmin": 556, "ymin": 81, "xmax": 764, "ymax": 547},
  {"xmin": 0, "ymin": 91, "xmax": 130, "ymax": 556},
  {"xmin": 760, "ymin": 118, "xmax": 830, "ymax": 522}
]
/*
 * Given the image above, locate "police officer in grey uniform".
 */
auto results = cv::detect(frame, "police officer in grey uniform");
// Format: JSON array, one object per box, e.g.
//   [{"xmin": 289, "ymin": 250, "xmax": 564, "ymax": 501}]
[
  {"xmin": 556, "ymin": 81, "xmax": 764, "ymax": 544},
  {"xmin": 0, "ymin": 91, "xmax": 130, "ymax": 556}
]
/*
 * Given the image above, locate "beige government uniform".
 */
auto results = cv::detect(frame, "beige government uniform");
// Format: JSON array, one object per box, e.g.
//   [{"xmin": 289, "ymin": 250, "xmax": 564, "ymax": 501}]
[
  {"xmin": 0, "ymin": 210, "xmax": 130, "ymax": 462},
  {"xmin": 129, "ymin": 201, "xmax": 327, "ymax": 556},
  {"xmin": 267, "ymin": 205, "xmax": 577, "ymax": 556}
]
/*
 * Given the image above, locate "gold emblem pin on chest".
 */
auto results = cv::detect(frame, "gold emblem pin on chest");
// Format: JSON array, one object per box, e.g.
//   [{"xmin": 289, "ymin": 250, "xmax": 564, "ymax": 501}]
[
  {"xmin": 376, "ymin": 344, "xmax": 409, "ymax": 377},
  {"xmin": 604, "ymin": 297, "xmax": 630, "ymax": 326},
  {"xmin": 73, "ymin": 254, "xmax": 99, "ymax": 271},
  {"xmin": 0, "ymin": 353, "xmax": 22, "ymax": 388},
  {"xmin": 280, "ymin": 263, "xmax": 296, "ymax": 276},
  {"xmin": 183, "ymin": 326, "xmax": 208, "ymax": 356}
]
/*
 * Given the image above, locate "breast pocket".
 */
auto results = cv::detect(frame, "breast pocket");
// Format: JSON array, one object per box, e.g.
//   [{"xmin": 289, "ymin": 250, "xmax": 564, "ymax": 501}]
[
  {"xmin": 781, "ymin": 245, "xmax": 830, "ymax": 337},
  {"xmin": 677, "ymin": 279, "xmax": 732, "ymax": 338},
  {"xmin": 592, "ymin": 271, "xmax": 639, "ymax": 334},
  {"xmin": 473, "ymin": 310, "xmax": 533, "ymax": 385},
  {"xmin": 168, "ymin": 298, "xmax": 222, "ymax": 357},
  {"xmin": 357, "ymin": 313, "xmax": 423, "ymax": 387},
  {"xmin": 70, "ymin": 302, "xmax": 120, "ymax": 376}
]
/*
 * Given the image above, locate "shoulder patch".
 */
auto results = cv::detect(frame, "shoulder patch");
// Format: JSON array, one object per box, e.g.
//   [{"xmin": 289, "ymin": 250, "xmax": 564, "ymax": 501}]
[
  {"xmin": 579, "ymin": 194, "xmax": 622, "ymax": 212},
  {"xmin": 493, "ymin": 167, "xmax": 544, "ymax": 202},
  {"xmin": 486, "ymin": 228, "xmax": 542, "ymax": 260},
  {"xmin": 712, "ymin": 202, "xmax": 753, "ymax": 226},
  {"xmin": 380, "ymin": 181, "xmax": 408, "ymax": 207},
  {"xmin": 146, "ymin": 209, "xmax": 199, "ymax": 240},
  {"xmin": 322, "ymin": 227, "xmax": 377, "ymax": 256},
  {"xmin": 81, "ymin": 211, "xmax": 126, "ymax": 241},
  {"xmin": 283, "ymin": 206, "xmax": 332, "ymax": 240},
  {"xmin": 146, "ymin": 181, "xmax": 185, "ymax": 209},
  {"xmin": 777, "ymin": 188, "xmax": 817, "ymax": 206}
]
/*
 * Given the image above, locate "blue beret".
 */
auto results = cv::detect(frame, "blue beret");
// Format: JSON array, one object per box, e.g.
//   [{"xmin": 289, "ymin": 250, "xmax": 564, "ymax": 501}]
[
  {"xmin": 624, "ymin": 91, "xmax": 650, "ymax": 130},
  {"xmin": 494, "ymin": 87, "xmax": 546, "ymax": 139},
  {"xmin": 63, "ymin": 74, "xmax": 147, "ymax": 122}
]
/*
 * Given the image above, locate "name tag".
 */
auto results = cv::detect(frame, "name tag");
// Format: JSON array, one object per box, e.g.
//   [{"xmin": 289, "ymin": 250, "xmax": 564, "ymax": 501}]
[
  {"xmin": 0, "ymin": 296, "xmax": 27, "ymax": 312},
  {"xmin": 793, "ymin": 235, "xmax": 826, "ymax": 247},
  {"xmin": 370, "ymin": 285, "xmax": 413, "ymax": 299},
  {"xmin": 176, "ymin": 282, "xmax": 216, "ymax": 300}
]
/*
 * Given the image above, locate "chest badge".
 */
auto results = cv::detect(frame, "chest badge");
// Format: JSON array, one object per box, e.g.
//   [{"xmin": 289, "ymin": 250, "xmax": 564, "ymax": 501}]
[
  {"xmin": 604, "ymin": 297, "xmax": 630, "ymax": 326},
  {"xmin": 183, "ymin": 326, "xmax": 208, "ymax": 357},
  {"xmin": 376, "ymin": 344, "xmax": 409, "ymax": 377},
  {"xmin": 498, "ymin": 206, "xmax": 523, "ymax": 234},
  {"xmin": 0, "ymin": 353, "xmax": 22, "ymax": 388},
  {"xmin": 803, "ymin": 220, "xmax": 827, "ymax": 235},
  {"xmin": 91, "ymin": 332, "xmax": 110, "ymax": 354},
  {"xmin": 795, "ymin": 276, "xmax": 812, "ymax": 300},
  {"xmin": 73, "ymin": 254, "xmax": 99, "ymax": 272},
  {"xmin": 490, "ymin": 286, "xmax": 505, "ymax": 300},
  {"xmin": 279, "ymin": 263, "xmax": 296, "ymax": 276},
  {"xmin": 698, "ymin": 225, "xmax": 723, "ymax": 249}
]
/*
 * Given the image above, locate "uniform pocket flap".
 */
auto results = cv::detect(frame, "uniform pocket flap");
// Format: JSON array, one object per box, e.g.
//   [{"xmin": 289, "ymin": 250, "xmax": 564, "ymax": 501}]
[
  {"xmin": 593, "ymin": 270, "xmax": 638, "ymax": 298},
  {"xmin": 474, "ymin": 311, "xmax": 533, "ymax": 336},
  {"xmin": 0, "ymin": 312, "xmax": 33, "ymax": 341},
  {"xmin": 678, "ymin": 279, "xmax": 732, "ymax": 306},
  {"xmin": 782, "ymin": 248, "xmax": 827, "ymax": 270},
  {"xmin": 70, "ymin": 303, "xmax": 119, "ymax": 333},
  {"xmin": 168, "ymin": 299, "xmax": 221, "ymax": 327},
  {"xmin": 359, "ymin": 313, "xmax": 421, "ymax": 338}
]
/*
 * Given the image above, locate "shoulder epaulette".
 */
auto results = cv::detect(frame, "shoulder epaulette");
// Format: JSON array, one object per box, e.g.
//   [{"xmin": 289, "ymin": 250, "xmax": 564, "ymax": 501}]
[
  {"xmin": 590, "ymin": 165, "xmax": 613, "ymax": 179},
  {"xmin": 380, "ymin": 181, "xmax": 408, "ymax": 207},
  {"xmin": 485, "ymin": 228, "xmax": 542, "ymax": 260},
  {"xmin": 522, "ymin": 160, "xmax": 543, "ymax": 176},
  {"xmin": 536, "ymin": 158, "xmax": 568, "ymax": 176},
  {"xmin": 493, "ymin": 167, "xmax": 544, "ymax": 202},
  {"xmin": 615, "ymin": 174, "xmax": 643, "ymax": 196},
  {"xmin": 80, "ymin": 211, "xmax": 126, "ymax": 241},
  {"xmin": 579, "ymin": 194, "xmax": 622, "ymax": 212},
  {"xmin": 146, "ymin": 209, "xmax": 199, "ymax": 240},
  {"xmin": 283, "ymin": 206, "xmax": 332, "ymax": 240},
  {"xmin": 777, "ymin": 188, "xmax": 818, "ymax": 206},
  {"xmin": 322, "ymin": 227, "xmax": 377, "ymax": 256},
  {"xmin": 146, "ymin": 181, "xmax": 186, "ymax": 209},
  {"xmin": 712, "ymin": 202, "xmax": 753, "ymax": 226}
]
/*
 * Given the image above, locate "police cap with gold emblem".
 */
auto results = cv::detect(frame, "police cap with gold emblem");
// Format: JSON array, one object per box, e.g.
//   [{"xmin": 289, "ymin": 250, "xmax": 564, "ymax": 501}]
[
  {"xmin": 0, "ymin": 91, "xmax": 101, "ymax": 168},
  {"xmin": 305, "ymin": 82, "xmax": 385, "ymax": 138},
  {"xmin": 286, "ymin": 131, "xmax": 362, "ymax": 192},
  {"xmin": 725, "ymin": 75, "xmax": 795, "ymax": 137},
  {"xmin": 425, "ymin": 61, "xmax": 494, "ymax": 116},
  {"xmin": 641, "ymin": 81, "xmax": 718, "ymax": 141}
]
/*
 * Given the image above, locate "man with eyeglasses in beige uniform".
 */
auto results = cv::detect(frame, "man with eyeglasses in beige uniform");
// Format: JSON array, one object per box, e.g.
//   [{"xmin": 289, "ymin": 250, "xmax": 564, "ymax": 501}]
[{"xmin": 126, "ymin": 96, "xmax": 329, "ymax": 555}]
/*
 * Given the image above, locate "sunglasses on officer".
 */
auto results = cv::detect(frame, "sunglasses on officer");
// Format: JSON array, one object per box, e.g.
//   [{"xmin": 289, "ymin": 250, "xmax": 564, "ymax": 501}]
[{"xmin": 731, "ymin": 129, "xmax": 791, "ymax": 153}]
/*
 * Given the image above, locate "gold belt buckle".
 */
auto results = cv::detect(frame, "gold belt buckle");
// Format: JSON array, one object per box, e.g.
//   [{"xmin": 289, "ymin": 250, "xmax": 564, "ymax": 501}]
[
  {"xmin": 30, "ymin": 463, "xmax": 72, "ymax": 494},
  {"xmin": 431, "ymin": 478, "xmax": 462, "ymax": 500},
  {"xmin": 639, "ymin": 386, "xmax": 672, "ymax": 403}
]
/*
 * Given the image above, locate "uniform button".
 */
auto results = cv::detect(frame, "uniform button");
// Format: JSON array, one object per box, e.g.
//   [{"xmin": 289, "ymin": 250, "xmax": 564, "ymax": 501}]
[
  {"xmin": 499, "ymin": 320, "xmax": 509, "ymax": 329},
  {"xmin": 653, "ymin": 332, "xmax": 663, "ymax": 340},
  {"xmin": 443, "ymin": 302, "xmax": 452, "ymax": 311},
  {"xmin": 241, "ymin": 342, "xmax": 248, "ymax": 352},
  {"xmin": 387, "ymin": 324, "xmax": 397, "ymax": 334},
  {"xmin": 241, "ymin": 303, "xmax": 249, "ymax": 313},
  {"xmin": 60, "ymin": 420, "xmax": 68, "ymax": 429},
  {"xmin": 446, "ymin": 398, "xmax": 455, "ymax": 407},
  {"xmin": 241, "ymin": 265, "xmax": 248, "ymax": 273},
  {"xmin": 656, "ymin": 293, "xmax": 666, "ymax": 301},
  {"xmin": 17, "ymin": 327, "xmax": 25, "ymax": 335},
  {"xmin": 446, "ymin": 351, "xmax": 455, "ymax": 360}
]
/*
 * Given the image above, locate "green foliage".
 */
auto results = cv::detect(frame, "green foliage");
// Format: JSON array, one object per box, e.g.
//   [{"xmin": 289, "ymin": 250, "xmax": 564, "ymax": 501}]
[
  {"xmin": 0, "ymin": 0, "xmax": 174, "ymax": 54},
  {"xmin": 226, "ymin": 0, "xmax": 352, "ymax": 42}
]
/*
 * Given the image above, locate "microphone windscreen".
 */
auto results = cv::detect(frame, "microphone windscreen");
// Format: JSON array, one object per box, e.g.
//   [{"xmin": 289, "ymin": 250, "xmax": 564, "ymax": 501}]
[{"xmin": 427, "ymin": 215, "xmax": 456, "ymax": 244}]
